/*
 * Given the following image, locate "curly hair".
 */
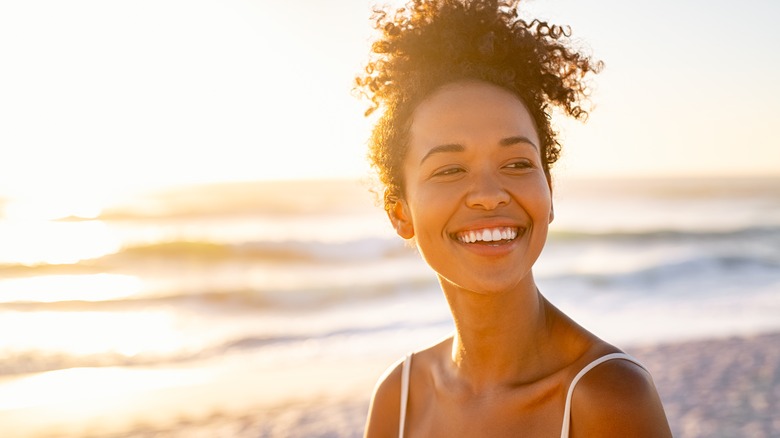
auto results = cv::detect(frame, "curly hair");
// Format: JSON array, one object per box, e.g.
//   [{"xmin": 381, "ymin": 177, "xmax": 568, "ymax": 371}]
[{"xmin": 355, "ymin": 0, "xmax": 603, "ymax": 209}]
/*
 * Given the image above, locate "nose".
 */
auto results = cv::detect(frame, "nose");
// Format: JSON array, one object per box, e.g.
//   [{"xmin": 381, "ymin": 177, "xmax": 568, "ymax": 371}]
[{"xmin": 465, "ymin": 169, "xmax": 510, "ymax": 210}]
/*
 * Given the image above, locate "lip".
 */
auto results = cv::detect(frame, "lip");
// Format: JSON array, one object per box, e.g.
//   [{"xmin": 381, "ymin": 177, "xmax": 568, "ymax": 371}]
[{"xmin": 449, "ymin": 218, "xmax": 526, "ymax": 256}]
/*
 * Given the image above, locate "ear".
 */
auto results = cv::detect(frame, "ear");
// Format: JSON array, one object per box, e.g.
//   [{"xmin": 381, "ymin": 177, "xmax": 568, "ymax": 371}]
[
  {"xmin": 548, "ymin": 202, "xmax": 555, "ymax": 224},
  {"xmin": 387, "ymin": 197, "xmax": 415, "ymax": 240},
  {"xmin": 546, "ymin": 173, "xmax": 555, "ymax": 224}
]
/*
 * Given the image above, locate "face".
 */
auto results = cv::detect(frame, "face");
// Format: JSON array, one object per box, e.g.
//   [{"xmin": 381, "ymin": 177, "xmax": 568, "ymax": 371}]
[{"xmin": 388, "ymin": 80, "xmax": 553, "ymax": 295}]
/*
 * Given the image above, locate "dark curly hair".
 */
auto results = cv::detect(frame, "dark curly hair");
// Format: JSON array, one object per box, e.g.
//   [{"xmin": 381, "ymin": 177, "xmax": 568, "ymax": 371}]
[{"xmin": 355, "ymin": 0, "xmax": 603, "ymax": 209}]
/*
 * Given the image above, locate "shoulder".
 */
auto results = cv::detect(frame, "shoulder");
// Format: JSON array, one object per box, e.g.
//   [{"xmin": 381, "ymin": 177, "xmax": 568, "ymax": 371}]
[
  {"xmin": 570, "ymin": 354, "xmax": 672, "ymax": 437},
  {"xmin": 364, "ymin": 356, "xmax": 405, "ymax": 438},
  {"xmin": 364, "ymin": 338, "xmax": 451, "ymax": 437}
]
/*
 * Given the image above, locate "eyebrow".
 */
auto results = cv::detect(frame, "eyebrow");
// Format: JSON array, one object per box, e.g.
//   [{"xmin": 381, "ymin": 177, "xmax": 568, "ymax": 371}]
[
  {"xmin": 419, "ymin": 143, "xmax": 464, "ymax": 165},
  {"xmin": 419, "ymin": 136, "xmax": 538, "ymax": 165},
  {"xmin": 499, "ymin": 136, "xmax": 538, "ymax": 150}
]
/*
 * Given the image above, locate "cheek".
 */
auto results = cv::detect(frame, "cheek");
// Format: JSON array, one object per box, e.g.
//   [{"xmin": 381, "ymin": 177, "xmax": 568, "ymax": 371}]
[
  {"xmin": 409, "ymin": 193, "xmax": 444, "ymax": 234},
  {"xmin": 518, "ymin": 178, "xmax": 553, "ymax": 217},
  {"xmin": 406, "ymin": 187, "xmax": 457, "ymax": 244}
]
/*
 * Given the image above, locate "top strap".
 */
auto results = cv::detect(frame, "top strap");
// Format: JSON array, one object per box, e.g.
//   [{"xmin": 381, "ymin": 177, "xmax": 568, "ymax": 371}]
[
  {"xmin": 560, "ymin": 352, "xmax": 647, "ymax": 438},
  {"xmin": 399, "ymin": 352, "xmax": 413, "ymax": 438}
]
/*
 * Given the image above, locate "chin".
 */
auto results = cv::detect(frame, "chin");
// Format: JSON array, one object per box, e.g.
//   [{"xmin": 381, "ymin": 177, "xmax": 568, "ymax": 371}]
[{"xmin": 438, "ymin": 274, "xmax": 531, "ymax": 297}]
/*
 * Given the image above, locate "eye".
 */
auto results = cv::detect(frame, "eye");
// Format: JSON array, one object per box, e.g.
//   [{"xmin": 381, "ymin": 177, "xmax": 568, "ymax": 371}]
[
  {"xmin": 503, "ymin": 160, "xmax": 534, "ymax": 170},
  {"xmin": 431, "ymin": 166, "xmax": 465, "ymax": 178}
]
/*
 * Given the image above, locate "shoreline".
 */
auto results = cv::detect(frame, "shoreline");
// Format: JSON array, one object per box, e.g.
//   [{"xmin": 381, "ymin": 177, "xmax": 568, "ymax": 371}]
[{"xmin": 69, "ymin": 330, "xmax": 780, "ymax": 438}]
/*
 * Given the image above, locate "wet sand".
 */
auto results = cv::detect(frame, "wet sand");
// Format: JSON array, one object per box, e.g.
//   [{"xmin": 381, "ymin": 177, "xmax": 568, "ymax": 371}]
[{"xmin": 105, "ymin": 330, "xmax": 780, "ymax": 438}]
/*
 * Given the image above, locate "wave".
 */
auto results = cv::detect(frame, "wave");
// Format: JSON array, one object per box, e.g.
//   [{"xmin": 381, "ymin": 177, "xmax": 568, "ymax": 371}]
[
  {"xmin": 4, "ymin": 249, "xmax": 777, "ymax": 312},
  {"xmin": 0, "ymin": 237, "xmax": 415, "ymax": 275},
  {"xmin": 548, "ymin": 225, "xmax": 780, "ymax": 243},
  {"xmin": 111, "ymin": 237, "xmax": 414, "ymax": 262},
  {"xmin": 0, "ymin": 275, "xmax": 439, "ymax": 310},
  {"xmin": 543, "ymin": 253, "xmax": 780, "ymax": 290},
  {"xmin": 0, "ymin": 318, "xmax": 448, "ymax": 377},
  {"xmin": 97, "ymin": 239, "xmax": 407, "ymax": 263}
]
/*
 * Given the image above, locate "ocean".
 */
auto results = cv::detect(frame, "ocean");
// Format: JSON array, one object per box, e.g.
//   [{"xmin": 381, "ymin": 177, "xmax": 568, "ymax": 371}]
[{"xmin": 0, "ymin": 176, "xmax": 778, "ymax": 436}]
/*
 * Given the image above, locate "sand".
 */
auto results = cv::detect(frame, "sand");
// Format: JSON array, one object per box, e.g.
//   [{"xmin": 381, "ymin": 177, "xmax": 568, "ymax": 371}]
[
  {"xmin": 4, "ymin": 331, "xmax": 778, "ymax": 438},
  {"xmin": 628, "ymin": 332, "xmax": 780, "ymax": 438},
  {"xmin": 96, "ymin": 331, "xmax": 779, "ymax": 438}
]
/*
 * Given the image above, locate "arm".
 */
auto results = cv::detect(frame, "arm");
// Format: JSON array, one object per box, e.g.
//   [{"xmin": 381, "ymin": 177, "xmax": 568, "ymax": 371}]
[
  {"xmin": 364, "ymin": 359, "xmax": 404, "ymax": 438},
  {"xmin": 570, "ymin": 359, "xmax": 672, "ymax": 438}
]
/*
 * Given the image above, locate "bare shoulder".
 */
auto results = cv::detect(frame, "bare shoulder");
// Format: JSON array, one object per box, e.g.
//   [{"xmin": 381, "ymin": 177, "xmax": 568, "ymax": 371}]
[
  {"xmin": 364, "ymin": 356, "xmax": 404, "ymax": 438},
  {"xmin": 364, "ymin": 338, "xmax": 452, "ymax": 437},
  {"xmin": 570, "ymin": 355, "xmax": 672, "ymax": 437}
]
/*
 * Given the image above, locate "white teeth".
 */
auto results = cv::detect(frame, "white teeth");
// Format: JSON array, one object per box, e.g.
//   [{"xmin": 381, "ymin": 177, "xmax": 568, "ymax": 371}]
[{"xmin": 457, "ymin": 227, "xmax": 519, "ymax": 243}]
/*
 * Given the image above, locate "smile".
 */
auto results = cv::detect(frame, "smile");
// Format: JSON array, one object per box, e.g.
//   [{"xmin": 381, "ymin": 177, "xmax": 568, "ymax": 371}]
[{"xmin": 455, "ymin": 227, "xmax": 519, "ymax": 244}]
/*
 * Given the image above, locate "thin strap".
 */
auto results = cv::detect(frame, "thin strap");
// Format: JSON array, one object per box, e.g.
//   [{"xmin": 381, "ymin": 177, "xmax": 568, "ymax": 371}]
[
  {"xmin": 560, "ymin": 352, "xmax": 647, "ymax": 438},
  {"xmin": 399, "ymin": 352, "xmax": 413, "ymax": 438}
]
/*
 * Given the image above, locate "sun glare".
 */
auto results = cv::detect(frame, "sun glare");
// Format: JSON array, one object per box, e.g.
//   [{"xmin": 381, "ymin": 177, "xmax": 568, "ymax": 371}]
[
  {"xmin": 0, "ymin": 218, "xmax": 120, "ymax": 265},
  {"xmin": 0, "ymin": 274, "xmax": 142, "ymax": 304},
  {"xmin": 3, "ymin": 197, "xmax": 103, "ymax": 222},
  {"xmin": 0, "ymin": 366, "xmax": 210, "ymax": 411},
  {"xmin": 0, "ymin": 310, "xmax": 187, "ymax": 357}
]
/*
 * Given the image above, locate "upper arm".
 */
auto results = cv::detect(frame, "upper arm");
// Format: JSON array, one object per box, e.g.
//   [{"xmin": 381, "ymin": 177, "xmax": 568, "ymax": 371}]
[
  {"xmin": 364, "ymin": 359, "xmax": 403, "ymax": 438},
  {"xmin": 570, "ymin": 359, "xmax": 672, "ymax": 438}
]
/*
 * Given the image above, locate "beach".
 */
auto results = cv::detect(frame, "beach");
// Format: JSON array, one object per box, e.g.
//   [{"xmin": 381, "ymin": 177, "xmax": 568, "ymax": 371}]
[
  {"xmin": 1, "ymin": 177, "xmax": 778, "ymax": 437},
  {"xmin": 630, "ymin": 332, "xmax": 780, "ymax": 438},
  {"xmin": 6, "ymin": 331, "xmax": 774, "ymax": 438},
  {"xmin": 176, "ymin": 331, "xmax": 780, "ymax": 438}
]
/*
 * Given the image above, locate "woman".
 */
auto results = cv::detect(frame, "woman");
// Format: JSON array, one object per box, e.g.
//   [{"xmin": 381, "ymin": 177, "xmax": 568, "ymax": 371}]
[{"xmin": 356, "ymin": 1, "xmax": 672, "ymax": 436}]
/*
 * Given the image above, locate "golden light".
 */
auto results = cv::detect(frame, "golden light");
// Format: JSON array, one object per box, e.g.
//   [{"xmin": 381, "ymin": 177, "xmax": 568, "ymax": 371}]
[
  {"xmin": 3, "ymin": 197, "xmax": 102, "ymax": 222},
  {"xmin": 0, "ymin": 274, "xmax": 142, "ymax": 304},
  {"xmin": 0, "ymin": 310, "xmax": 187, "ymax": 357},
  {"xmin": 0, "ymin": 366, "xmax": 209, "ymax": 411},
  {"xmin": 0, "ymin": 219, "xmax": 120, "ymax": 265},
  {"xmin": 0, "ymin": 366, "xmax": 218, "ymax": 438}
]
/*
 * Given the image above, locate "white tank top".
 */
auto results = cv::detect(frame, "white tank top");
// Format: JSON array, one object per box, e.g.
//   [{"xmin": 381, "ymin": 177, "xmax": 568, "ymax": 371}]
[{"xmin": 397, "ymin": 352, "xmax": 646, "ymax": 438}]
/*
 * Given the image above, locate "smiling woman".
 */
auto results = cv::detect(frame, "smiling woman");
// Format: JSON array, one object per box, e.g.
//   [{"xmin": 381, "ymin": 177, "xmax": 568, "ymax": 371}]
[
  {"xmin": 356, "ymin": 1, "xmax": 672, "ymax": 436},
  {"xmin": 0, "ymin": 0, "xmax": 777, "ymax": 436},
  {"xmin": 392, "ymin": 81, "xmax": 553, "ymax": 295}
]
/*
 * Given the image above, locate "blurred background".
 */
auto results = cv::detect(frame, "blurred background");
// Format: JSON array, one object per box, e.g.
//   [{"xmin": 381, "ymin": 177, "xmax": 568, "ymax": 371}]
[{"xmin": 1, "ymin": 1, "xmax": 778, "ymax": 437}]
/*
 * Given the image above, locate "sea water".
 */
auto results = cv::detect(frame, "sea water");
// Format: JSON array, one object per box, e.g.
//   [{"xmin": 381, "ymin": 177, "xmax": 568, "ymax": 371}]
[{"xmin": 0, "ymin": 177, "xmax": 778, "ymax": 435}]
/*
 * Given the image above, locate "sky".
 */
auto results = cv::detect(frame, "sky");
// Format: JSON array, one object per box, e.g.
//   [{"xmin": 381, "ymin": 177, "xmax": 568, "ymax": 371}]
[{"xmin": 1, "ymin": 0, "xmax": 778, "ymax": 210}]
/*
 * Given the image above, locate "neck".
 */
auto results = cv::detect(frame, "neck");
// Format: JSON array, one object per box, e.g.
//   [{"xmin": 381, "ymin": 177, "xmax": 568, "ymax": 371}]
[{"xmin": 442, "ymin": 274, "xmax": 553, "ymax": 391}]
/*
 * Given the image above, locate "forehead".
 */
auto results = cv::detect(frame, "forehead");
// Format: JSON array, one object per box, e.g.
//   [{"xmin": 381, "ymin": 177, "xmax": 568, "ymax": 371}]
[{"xmin": 408, "ymin": 81, "xmax": 540, "ymax": 153}]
